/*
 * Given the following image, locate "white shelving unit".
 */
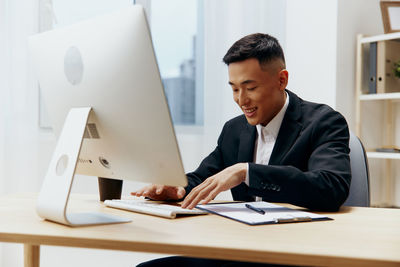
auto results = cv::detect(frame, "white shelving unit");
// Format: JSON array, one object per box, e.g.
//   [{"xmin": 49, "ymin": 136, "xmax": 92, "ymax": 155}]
[
  {"xmin": 367, "ymin": 152, "xmax": 400, "ymax": 160},
  {"xmin": 355, "ymin": 32, "xmax": 400, "ymax": 207},
  {"xmin": 359, "ymin": 92, "xmax": 400, "ymax": 101}
]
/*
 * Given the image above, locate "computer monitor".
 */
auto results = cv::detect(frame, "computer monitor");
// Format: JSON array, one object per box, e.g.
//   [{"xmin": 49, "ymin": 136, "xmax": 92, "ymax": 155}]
[{"xmin": 28, "ymin": 5, "xmax": 187, "ymax": 226}]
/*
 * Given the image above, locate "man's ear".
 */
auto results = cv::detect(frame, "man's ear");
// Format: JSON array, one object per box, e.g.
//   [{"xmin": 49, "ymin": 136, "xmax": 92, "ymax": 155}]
[{"xmin": 278, "ymin": 69, "xmax": 289, "ymax": 90}]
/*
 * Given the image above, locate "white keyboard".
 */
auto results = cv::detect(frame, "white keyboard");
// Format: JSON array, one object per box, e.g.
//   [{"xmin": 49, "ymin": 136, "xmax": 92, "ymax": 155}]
[{"xmin": 104, "ymin": 199, "xmax": 208, "ymax": 219}]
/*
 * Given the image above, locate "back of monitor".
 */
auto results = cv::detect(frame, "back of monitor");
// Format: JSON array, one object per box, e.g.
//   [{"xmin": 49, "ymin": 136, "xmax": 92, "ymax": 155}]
[{"xmin": 28, "ymin": 5, "xmax": 187, "ymax": 226}]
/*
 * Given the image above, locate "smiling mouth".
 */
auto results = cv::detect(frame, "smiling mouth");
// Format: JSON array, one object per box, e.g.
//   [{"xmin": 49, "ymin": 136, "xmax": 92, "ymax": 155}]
[
  {"xmin": 244, "ymin": 107, "xmax": 256, "ymax": 112},
  {"xmin": 243, "ymin": 107, "xmax": 257, "ymax": 116}
]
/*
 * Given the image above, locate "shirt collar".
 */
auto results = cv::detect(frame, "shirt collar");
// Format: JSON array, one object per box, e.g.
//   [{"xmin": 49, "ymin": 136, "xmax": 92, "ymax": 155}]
[{"xmin": 256, "ymin": 92, "xmax": 289, "ymax": 140}]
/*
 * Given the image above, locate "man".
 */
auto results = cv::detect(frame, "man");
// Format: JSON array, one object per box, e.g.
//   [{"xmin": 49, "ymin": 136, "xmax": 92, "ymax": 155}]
[{"xmin": 134, "ymin": 33, "xmax": 351, "ymax": 267}]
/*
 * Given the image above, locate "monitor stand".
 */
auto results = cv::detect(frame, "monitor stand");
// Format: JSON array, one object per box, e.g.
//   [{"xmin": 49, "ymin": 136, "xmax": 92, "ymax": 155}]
[{"xmin": 36, "ymin": 107, "xmax": 131, "ymax": 226}]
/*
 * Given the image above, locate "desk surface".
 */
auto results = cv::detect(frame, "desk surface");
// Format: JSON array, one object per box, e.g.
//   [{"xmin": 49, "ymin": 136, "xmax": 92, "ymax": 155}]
[{"xmin": 0, "ymin": 193, "xmax": 399, "ymax": 267}]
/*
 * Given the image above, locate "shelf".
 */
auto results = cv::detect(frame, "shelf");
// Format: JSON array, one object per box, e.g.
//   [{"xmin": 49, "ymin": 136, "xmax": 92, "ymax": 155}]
[
  {"xmin": 360, "ymin": 32, "xmax": 400, "ymax": 44},
  {"xmin": 356, "ymin": 32, "xmax": 400, "ymax": 207},
  {"xmin": 366, "ymin": 152, "xmax": 400, "ymax": 160},
  {"xmin": 359, "ymin": 92, "xmax": 400, "ymax": 101}
]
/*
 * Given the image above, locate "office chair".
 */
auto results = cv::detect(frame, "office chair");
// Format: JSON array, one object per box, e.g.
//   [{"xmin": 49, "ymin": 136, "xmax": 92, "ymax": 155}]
[{"xmin": 343, "ymin": 131, "xmax": 370, "ymax": 207}]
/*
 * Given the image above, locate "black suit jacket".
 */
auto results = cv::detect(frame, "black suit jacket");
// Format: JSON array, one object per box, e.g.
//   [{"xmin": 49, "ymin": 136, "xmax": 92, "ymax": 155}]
[{"xmin": 185, "ymin": 90, "xmax": 351, "ymax": 211}]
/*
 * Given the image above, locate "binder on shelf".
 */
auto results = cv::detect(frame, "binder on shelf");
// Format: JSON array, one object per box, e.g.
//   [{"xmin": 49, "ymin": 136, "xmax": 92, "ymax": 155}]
[
  {"xmin": 369, "ymin": 42, "xmax": 377, "ymax": 94},
  {"xmin": 377, "ymin": 40, "xmax": 400, "ymax": 94}
]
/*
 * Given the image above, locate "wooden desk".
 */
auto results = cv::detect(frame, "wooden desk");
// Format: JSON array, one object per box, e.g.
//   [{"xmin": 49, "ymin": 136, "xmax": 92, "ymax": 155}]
[{"xmin": 0, "ymin": 193, "xmax": 399, "ymax": 267}]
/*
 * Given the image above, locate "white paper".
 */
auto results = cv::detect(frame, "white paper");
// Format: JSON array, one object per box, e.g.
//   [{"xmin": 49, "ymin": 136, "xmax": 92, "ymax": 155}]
[{"xmin": 197, "ymin": 201, "xmax": 329, "ymax": 225}]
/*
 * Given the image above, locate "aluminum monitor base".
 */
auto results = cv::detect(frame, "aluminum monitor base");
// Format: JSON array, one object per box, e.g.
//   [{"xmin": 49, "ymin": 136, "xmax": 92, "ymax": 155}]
[{"xmin": 36, "ymin": 107, "xmax": 131, "ymax": 226}]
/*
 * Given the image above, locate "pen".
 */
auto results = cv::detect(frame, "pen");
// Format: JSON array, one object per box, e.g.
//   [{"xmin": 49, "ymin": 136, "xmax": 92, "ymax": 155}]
[{"xmin": 245, "ymin": 204, "xmax": 265, "ymax": 215}]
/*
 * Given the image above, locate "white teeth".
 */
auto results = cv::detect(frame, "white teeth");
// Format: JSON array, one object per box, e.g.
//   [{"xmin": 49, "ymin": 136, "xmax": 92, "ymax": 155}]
[{"xmin": 244, "ymin": 108, "xmax": 256, "ymax": 113}]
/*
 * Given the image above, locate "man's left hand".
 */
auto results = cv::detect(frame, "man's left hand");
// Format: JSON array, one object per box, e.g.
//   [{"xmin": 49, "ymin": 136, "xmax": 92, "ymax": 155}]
[{"xmin": 181, "ymin": 163, "xmax": 247, "ymax": 209}]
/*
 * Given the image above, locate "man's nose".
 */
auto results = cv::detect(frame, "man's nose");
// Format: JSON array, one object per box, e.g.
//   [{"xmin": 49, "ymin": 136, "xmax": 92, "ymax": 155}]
[{"xmin": 238, "ymin": 91, "xmax": 248, "ymax": 106}]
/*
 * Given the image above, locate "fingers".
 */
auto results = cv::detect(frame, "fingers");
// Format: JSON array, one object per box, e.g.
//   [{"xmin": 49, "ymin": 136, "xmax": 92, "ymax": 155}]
[
  {"xmin": 176, "ymin": 186, "xmax": 186, "ymax": 199},
  {"xmin": 181, "ymin": 178, "xmax": 219, "ymax": 209},
  {"xmin": 181, "ymin": 164, "xmax": 247, "ymax": 208},
  {"xmin": 146, "ymin": 184, "xmax": 166, "ymax": 199},
  {"xmin": 131, "ymin": 184, "xmax": 163, "ymax": 199},
  {"xmin": 131, "ymin": 186, "xmax": 147, "ymax": 196},
  {"xmin": 181, "ymin": 179, "xmax": 209, "ymax": 208},
  {"xmin": 131, "ymin": 184, "xmax": 185, "ymax": 201},
  {"xmin": 155, "ymin": 184, "xmax": 164, "ymax": 195},
  {"xmin": 200, "ymin": 187, "xmax": 220, "ymax": 205},
  {"xmin": 131, "ymin": 184, "xmax": 153, "ymax": 197}
]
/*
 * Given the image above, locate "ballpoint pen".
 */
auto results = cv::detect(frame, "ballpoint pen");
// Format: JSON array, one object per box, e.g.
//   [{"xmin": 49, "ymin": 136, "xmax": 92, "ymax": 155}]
[{"xmin": 245, "ymin": 204, "xmax": 265, "ymax": 215}]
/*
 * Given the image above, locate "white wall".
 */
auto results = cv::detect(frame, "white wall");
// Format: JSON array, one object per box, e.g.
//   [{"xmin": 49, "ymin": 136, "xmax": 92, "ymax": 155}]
[
  {"xmin": 335, "ymin": 0, "xmax": 383, "ymax": 131},
  {"xmin": 203, "ymin": 0, "xmax": 286, "ymax": 153},
  {"xmin": 285, "ymin": 0, "xmax": 338, "ymax": 107}
]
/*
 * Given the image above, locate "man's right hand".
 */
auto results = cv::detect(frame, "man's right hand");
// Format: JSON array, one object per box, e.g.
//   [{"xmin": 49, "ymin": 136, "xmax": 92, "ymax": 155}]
[{"xmin": 131, "ymin": 184, "xmax": 186, "ymax": 201}]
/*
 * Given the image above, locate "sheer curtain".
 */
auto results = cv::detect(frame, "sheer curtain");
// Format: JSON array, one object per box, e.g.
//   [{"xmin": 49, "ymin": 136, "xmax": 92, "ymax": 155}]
[
  {"xmin": 0, "ymin": 0, "xmax": 45, "ymax": 194},
  {"xmin": 0, "ymin": 0, "xmax": 48, "ymax": 265},
  {"xmin": 202, "ymin": 0, "xmax": 286, "ymax": 154}
]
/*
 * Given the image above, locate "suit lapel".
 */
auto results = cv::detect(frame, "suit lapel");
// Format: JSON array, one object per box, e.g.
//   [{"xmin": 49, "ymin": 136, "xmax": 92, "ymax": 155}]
[
  {"xmin": 237, "ymin": 123, "xmax": 256, "ymax": 163},
  {"xmin": 269, "ymin": 90, "xmax": 303, "ymax": 165},
  {"xmin": 232, "ymin": 123, "xmax": 256, "ymax": 202}
]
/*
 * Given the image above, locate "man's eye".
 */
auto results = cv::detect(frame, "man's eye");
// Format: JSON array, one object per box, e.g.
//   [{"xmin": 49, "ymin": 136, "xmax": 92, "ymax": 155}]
[{"xmin": 248, "ymin": 87, "xmax": 257, "ymax": 91}]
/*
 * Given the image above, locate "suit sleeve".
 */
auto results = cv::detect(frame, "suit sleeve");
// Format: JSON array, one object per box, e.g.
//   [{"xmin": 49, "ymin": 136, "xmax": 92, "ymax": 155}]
[
  {"xmin": 184, "ymin": 125, "xmax": 227, "ymax": 195},
  {"xmin": 248, "ymin": 110, "xmax": 351, "ymax": 211}
]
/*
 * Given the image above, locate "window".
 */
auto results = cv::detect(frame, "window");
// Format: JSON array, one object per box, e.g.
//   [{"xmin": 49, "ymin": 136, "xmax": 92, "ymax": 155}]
[
  {"xmin": 147, "ymin": 0, "xmax": 203, "ymax": 126},
  {"xmin": 39, "ymin": 0, "xmax": 203, "ymax": 128}
]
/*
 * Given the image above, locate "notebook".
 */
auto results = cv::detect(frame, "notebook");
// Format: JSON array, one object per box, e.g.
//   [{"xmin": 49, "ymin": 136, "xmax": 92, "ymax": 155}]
[{"xmin": 196, "ymin": 201, "xmax": 331, "ymax": 225}]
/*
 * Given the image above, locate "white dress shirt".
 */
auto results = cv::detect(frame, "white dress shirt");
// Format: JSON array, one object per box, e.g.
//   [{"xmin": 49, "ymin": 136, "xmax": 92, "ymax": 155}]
[{"xmin": 244, "ymin": 92, "xmax": 289, "ymax": 201}]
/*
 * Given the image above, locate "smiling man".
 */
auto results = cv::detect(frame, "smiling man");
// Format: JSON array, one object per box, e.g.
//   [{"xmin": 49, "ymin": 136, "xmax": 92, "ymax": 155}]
[
  {"xmin": 134, "ymin": 33, "xmax": 351, "ymax": 267},
  {"xmin": 133, "ymin": 33, "xmax": 351, "ymax": 212}
]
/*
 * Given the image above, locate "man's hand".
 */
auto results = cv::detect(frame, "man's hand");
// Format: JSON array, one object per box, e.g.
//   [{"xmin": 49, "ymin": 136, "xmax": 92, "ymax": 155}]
[
  {"xmin": 181, "ymin": 163, "xmax": 247, "ymax": 209},
  {"xmin": 131, "ymin": 184, "xmax": 186, "ymax": 201}
]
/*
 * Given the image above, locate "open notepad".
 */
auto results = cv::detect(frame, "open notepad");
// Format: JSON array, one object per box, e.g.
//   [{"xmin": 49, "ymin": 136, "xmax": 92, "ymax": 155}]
[{"xmin": 196, "ymin": 201, "xmax": 331, "ymax": 225}]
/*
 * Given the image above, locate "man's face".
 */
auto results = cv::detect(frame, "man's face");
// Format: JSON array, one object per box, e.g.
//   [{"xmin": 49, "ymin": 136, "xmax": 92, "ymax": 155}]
[{"xmin": 228, "ymin": 58, "xmax": 288, "ymax": 126}]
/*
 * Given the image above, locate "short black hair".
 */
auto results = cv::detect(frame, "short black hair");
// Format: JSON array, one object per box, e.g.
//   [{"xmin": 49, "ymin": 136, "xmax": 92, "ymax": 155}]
[{"xmin": 222, "ymin": 33, "xmax": 285, "ymax": 68}]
